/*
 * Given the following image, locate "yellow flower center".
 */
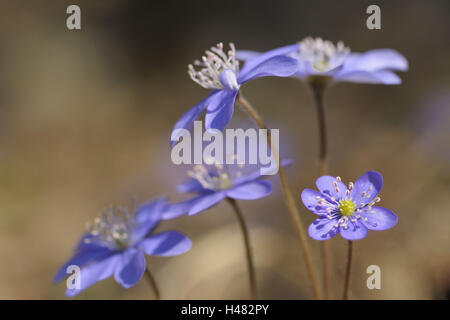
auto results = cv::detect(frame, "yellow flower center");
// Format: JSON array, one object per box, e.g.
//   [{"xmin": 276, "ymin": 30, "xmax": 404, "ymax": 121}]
[{"xmin": 338, "ymin": 199, "xmax": 356, "ymax": 216}]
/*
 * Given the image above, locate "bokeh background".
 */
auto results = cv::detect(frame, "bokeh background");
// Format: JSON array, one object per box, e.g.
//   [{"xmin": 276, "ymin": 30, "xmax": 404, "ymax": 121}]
[{"xmin": 0, "ymin": 0, "xmax": 449, "ymax": 299}]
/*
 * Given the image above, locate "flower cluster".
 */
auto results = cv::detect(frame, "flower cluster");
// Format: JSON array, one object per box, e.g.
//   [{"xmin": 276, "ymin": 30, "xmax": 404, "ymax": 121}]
[{"xmin": 56, "ymin": 37, "xmax": 404, "ymax": 299}]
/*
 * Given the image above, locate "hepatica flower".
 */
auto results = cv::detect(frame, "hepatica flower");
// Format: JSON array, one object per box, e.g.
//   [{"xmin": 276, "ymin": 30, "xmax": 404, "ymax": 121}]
[
  {"xmin": 171, "ymin": 42, "xmax": 298, "ymax": 144},
  {"xmin": 164, "ymin": 158, "xmax": 282, "ymax": 218},
  {"xmin": 237, "ymin": 37, "xmax": 408, "ymax": 85},
  {"xmin": 54, "ymin": 198, "xmax": 192, "ymax": 296},
  {"xmin": 302, "ymin": 171, "xmax": 398, "ymax": 240}
]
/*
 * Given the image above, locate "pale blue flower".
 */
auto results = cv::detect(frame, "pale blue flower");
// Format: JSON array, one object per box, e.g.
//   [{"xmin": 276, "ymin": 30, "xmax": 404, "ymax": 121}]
[{"xmin": 237, "ymin": 37, "xmax": 408, "ymax": 85}]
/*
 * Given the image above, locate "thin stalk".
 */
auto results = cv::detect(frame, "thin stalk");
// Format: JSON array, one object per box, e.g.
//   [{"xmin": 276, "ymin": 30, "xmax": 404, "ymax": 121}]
[
  {"xmin": 310, "ymin": 81, "xmax": 331, "ymax": 299},
  {"xmin": 237, "ymin": 92, "xmax": 322, "ymax": 300},
  {"xmin": 227, "ymin": 198, "xmax": 257, "ymax": 299},
  {"xmin": 145, "ymin": 267, "xmax": 161, "ymax": 300},
  {"xmin": 342, "ymin": 240, "xmax": 353, "ymax": 300}
]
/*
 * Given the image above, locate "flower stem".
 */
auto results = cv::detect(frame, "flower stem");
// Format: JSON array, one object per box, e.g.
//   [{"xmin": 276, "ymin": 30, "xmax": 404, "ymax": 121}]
[
  {"xmin": 227, "ymin": 197, "xmax": 257, "ymax": 299},
  {"xmin": 342, "ymin": 240, "xmax": 353, "ymax": 300},
  {"xmin": 310, "ymin": 81, "xmax": 328, "ymax": 175},
  {"xmin": 145, "ymin": 267, "xmax": 161, "ymax": 300},
  {"xmin": 237, "ymin": 92, "xmax": 322, "ymax": 300},
  {"xmin": 310, "ymin": 80, "xmax": 331, "ymax": 300}
]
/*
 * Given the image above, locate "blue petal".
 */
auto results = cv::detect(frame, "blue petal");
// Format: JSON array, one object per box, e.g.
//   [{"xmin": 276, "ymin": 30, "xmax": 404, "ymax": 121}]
[
  {"xmin": 308, "ymin": 217, "xmax": 339, "ymax": 240},
  {"xmin": 238, "ymin": 44, "xmax": 299, "ymax": 76},
  {"xmin": 315, "ymin": 176, "xmax": 348, "ymax": 201},
  {"xmin": 171, "ymin": 91, "xmax": 220, "ymax": 147},
  {"xmin": 301, "ymin": 189, "xmax": 334, "ymax": 215},
  {"xmin": 205, "ymin": 90, "xmax": 237, "ymax": 131},
  {"xmin": 342, "ymin": 49, "xmax": 408, "ymax": 72},
  {"xmin": 335, "ymin": 69, "xmax": 402, "ymax": 84},
  {"xmin": 188, "ymin": 191, "xmax": 226, "ymax": 215},
  {"xmin": 114, "ymin": 248, "xmax": 146, "ymax": 289},
  {"xmin": 226, "ymin": 180, "xmax": 272, "ymax": 200},
  {"xmin": 219, "ymin": 68, "xmax": 240, "ymax": 91},
  {"xmin": 54, "ymin": 245, "xmax": 114, "ymax": 283},
  {"xmin": 140, "ymin": 230, "xmax": 192, "ymax": 256},
  {"xmin": 238, "ymin": 55, "xmax": 299, "ymax": 84},
  {"xmin": 232, "ymin": 158, "xmax": 294, "ymax": 186},
  {"xmin": 66, "ymin": 253, "xmax": 120, "ymax": 297},
  {"xmin": 360, "ymin": 206, "xmax": 398, "ymax": 231},
  {"xmin": 131, "ymin": 198, "xmax": 166, "ymax": 244},
  {"xmin": 350, "ymin": 171, "xmax": 383, "ymax": 207},
  {"xmin": 176, "ymin": 178, "xmax": 205, "ymax": 194},
  {"xmin": 339, "ymin": 220, "xmax": 368, "ymax": 240},
  {"xmin": 235, "ymin": 50, "xmax": 261, "ymax": 61},
  {"xmin": 160, "ymin": 196, "xmax": 199, "ymax": 220}
]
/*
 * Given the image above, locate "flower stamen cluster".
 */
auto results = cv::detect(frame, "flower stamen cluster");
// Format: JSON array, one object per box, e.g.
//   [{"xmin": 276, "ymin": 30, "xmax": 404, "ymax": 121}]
[
  {"xmin": 299, "ymin": 37, "xmax": 350, "ymax": 72},
  {"xmin": 188, "ymin": 42, "xmax": 239, "ymax": 89},
  {"xmin": 187, "ymin": 156, "xmax": 245, "ymax": 191},
  {"xmin": 85, "ymin": 206, "xmax": 134, "ymax": 249}
]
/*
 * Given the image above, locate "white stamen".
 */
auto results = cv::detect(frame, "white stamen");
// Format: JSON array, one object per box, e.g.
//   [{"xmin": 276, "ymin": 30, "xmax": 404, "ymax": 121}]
[
  {"xmin": 298, "ymin": 37, "xmax": 350, "ymax": 72},
  {"xmin": 188, "ymin": 43, "xmax": 239, "ymax": 90}
]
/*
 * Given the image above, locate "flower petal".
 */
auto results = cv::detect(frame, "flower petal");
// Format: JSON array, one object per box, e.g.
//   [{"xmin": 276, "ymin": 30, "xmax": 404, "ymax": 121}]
[
  {"xmin": 339, "ymin": 220, "xmax": 368, "ymax": 240},
  {"xmin": 188, "ymin": 191, "xmax": 226, "ymax": 215},
  {"xmin": 232, "ymin": 158, "xmax": 294, "ymax": 186},
  {"xmin": 301, "ymin": 189, "xmax": 335, "ymax": 215},
  {"xmin": 205, "ymin": 90, "xmax": 237, "ymax": 131},
  {"xmin": 238, "ymin": 43, "xmax": 299, "ymax": 76},
  {"xmin": 54, "ymin": 245, "xmax": 114, "ymax": 283},
  {"xmin": 315, "ymin": 176, "xmax": 348, "ymax": 201},
  {"xmin": 226, "ymin": 180, "xmax": 272, "ymax": 200},
  {"xmin": 66, "ymin": 253, "xmax": 120, "ymax": 297},
  {"xmin": 170, "ymin": 91, "xmax": 219, "ymax": 147},
  {"xmin": 114, "ymin": 248, "xmax": 146, "ymax": 289},
  {"xmin": 238, "ymin": 55, "xmax": 299, "ymax": 84},
  {"xmin": 308, "ymin": 217, "xmax": 339, "ymax": 240},
  {"xmin": 140, "ymin": 230, "xmax": 192, "ymax": 256},
  {"xmin": 131, "ymin": 198, "xmax": 166, "ymax": 243},
  {"xmin": 176, "ymin": 178, "xmax": 205, "ymax": 194},
  {"xmin": 161, "ymin": 196, "xmax": 199, "ymax": 220},
  {"xmin": 342, "ymin": 49, "xmax": 408, "ymax": 72},
  {"xmin": 360, "ymin": 206, "xmax": 398, "ymax": 231},
  {"xmin": 235, "ymin": 50, "xmax": 261, "ymax": 61},
  {"xmin": 335, "ymin": 69, "xmax": 402, "ymax": 85},
  {"xmin": 219, "ymin": 68, "xmax": 240, "ymax": 91},
  {"xmin": 350, "ymin": 171, "xmax": 383, "ymax": 207}
]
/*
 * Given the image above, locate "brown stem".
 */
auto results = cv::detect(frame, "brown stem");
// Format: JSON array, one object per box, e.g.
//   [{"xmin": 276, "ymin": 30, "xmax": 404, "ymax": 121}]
[
  {"xmin": 310, "ymin": 81, "xmax": 331, "ymax": 299},
  {"xmin": 237, "ymin": 93, "xmax": 322, "ymax": 300},
  {"xmin": 145, "ymin": 267, "xmax": 161, "ymax": 300},
  {"xmin": 342, "ymin": 240, "xmax": 353, "ymax": 300},
  {"xmin": 227, "ymin": 198, "xmax": 257, "ymax": 299}
]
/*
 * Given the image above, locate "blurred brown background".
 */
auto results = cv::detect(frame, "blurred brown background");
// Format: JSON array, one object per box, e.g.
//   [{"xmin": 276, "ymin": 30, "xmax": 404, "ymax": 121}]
[{"xmin": 0, "ymin": 0, "xmax": 449, "ymax": 299}]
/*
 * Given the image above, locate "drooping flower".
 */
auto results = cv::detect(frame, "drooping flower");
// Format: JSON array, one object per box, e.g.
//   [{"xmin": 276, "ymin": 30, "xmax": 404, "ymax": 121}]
[
  {"xmin": 301, "ymin": 171, "xmax": 398, "ymax": 240},
  {"xmin": 171, "ymin": 42, "xmax": 298, "ymax": 145},
  {"xmin": 54, "ymin": 198, "xmax": 192, "ymax": 297},
  {"xmin": 163, "ymin": 158, "xmax": 290, "ymax": 218},
  {"xmin": 236, "ymin": 37, "xmax": 408, "ymax": 85}
]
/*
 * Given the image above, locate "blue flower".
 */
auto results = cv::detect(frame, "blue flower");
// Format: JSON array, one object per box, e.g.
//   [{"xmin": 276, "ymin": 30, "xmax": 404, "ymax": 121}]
[
  {"xmin": 171, "ymin": 43, "xmax": 298, "ymax": 144},
  {"xmin": 163, "ymin": 159, "xmax": 290, "ymax": 218},
  {"xmin": 53, "ymin": 198, "xmax": 192, "ymax": 297},
  {"xmin": 236, "ymin": 37, "xmax": 408, "ymax": 85},
  {"xmin": 301, "ymin": 171, "xmax": 398, "ymax": 241}
]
